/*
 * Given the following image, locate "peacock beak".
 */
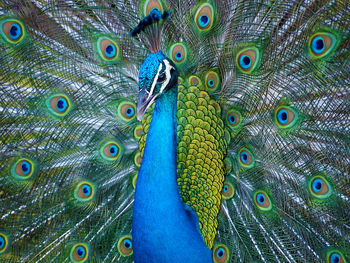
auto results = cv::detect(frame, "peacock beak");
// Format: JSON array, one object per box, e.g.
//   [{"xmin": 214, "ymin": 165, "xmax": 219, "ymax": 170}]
[{"xmin": 137, "ymin": 85, "xmax": 159, "ymax": 121}]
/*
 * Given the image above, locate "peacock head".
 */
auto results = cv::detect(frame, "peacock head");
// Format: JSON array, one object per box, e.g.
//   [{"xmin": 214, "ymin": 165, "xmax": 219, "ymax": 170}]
[
  {"xmin": 131, "ymin": 8, "xmax": 177, "ymax": 120},
  {"xmin": 137, "ymin": 51, "xmax": 178, "ymax": 120}
]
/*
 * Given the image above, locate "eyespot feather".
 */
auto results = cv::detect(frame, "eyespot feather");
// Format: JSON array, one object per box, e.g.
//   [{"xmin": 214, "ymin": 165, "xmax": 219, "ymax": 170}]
[
  {"xmin": 236, "ymin": 47, "xmax": 260, "ymax": 73},
  {"xmin": 11, "ymin": 157, "xmax": 35, "ymax": 180},
  {"xmin": 327, "ymin": 250, "xmax": 346, "ymax": 263},
  {"xmin": 100, "ymin": 140, "xmax": 124, "ymax": 161},
  {"xmin": 309, "ymin": 175, "xmax": 332, "ymax": 199},
  {"xmin": 118, "ymin": 235, "xmax": 133, "ymax": 257},
  {"xmin": 205, "ymin": 71, "xmax": 220, "ymax": 92},
  {"xmin": 97, "ymin": 36, "xmax": 120, "ymax": 63},
  {"xmin": 213, "ymin": 244, "xmax": 229, "ymax": 263},
  {"xmin": 254, "ymin": 190, "xmax": 272, "ymax": 211},
  {"xmin": 309, "ymin": 31, "xmax": 339, "ymax": 59},
  {"xmin": 194, "ymin": 3, "xmax": 214, "ymax": 32},
  {"xmin": 169, "ymin": 43, "xmax": 187, "ymax": 65},
  {"xmin": 47, "ymin": 94, "xmax": 71, "ymax": 117},
  {"xmin": 118, "ymin": 101, "xmax": 136, "ymax": 121},
  {"xmin": 74, "ymin": 181, "xmax": 95, "ymax": 202},
  {"xmin": 0, "ymin": 18, "xmax": 26, "ymax": 44},
  {"xmin": 238, "ymin": 148, "xmax": 255, "ymax": 169},
  {"xmin": 222, "ymin": 182, "xmax": 234, "ymax": 199},
  {"xmin": 70, "ymin": 243, "xmax": 89, "ymax": 263}
]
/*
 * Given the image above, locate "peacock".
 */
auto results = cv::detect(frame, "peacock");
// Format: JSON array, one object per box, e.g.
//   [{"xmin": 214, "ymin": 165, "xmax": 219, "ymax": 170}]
[{"xmin": 0, "ymin": 0, "xmax": 349, "ymax": 262}]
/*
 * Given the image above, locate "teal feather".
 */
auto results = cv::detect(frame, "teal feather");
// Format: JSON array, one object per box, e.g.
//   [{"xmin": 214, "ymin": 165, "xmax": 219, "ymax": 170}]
[{"xmin": 0, "ymin": 0, "xmax": 349, "ymax": 262}]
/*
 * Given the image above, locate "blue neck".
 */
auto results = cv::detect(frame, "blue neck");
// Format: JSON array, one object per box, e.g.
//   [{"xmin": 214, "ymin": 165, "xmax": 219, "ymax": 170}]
[{"xmin": 132, "ymin": 87, "xmax": 213, "ymax": 263}]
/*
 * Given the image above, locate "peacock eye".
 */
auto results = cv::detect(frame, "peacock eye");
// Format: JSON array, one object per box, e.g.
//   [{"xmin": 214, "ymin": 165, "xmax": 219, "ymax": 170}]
[
  {"xmin": 194, "ymin": 3, "xmax": 214, "ymax": 32},
  {"xmin": 47, "ymin": 94, "xmax": 71, "ymax": 117},
  {"xmin": 213, "ymin": 244, "xmax": 229, "ymax": 263},
  {"xmin": 100, "ymin": 140, "xmax": 123, "ymax": 161},
  {"xmin": 240, "ymin": 55, "xmax": 251, "ymax": 68},
  {"xmin": 204, "ymin": 71, "xmax": 220, "ymax": 92},
  {"xmin": 274, "ymin": 106, "xmax": 298, "ymax": 129},
  {"xmin": 330, "ymin": 253, "xmax": 340, "ymax": 263},
  {"xmin": 106, "ymin": 143, "xmax": 119, "ymax": 157},
  {"xmin": 7, "ymin": 22, "xmax": 21, "ymax": 40},
  {"xmin": 229, "ymin": 114, "xmax": 236, "ymax": 124},
  {"xmin": 70, "ymin": 243, "xmax": 88, "ymax": 262},
  {"xmin": 18, "ymin": 160, "xmax": 30, "ymax": 175},
  {"xmin": 254, "ymin": 191, "xmax": 272, "ymax": 211},
  {"xmin": 82, "ymin": 185, "xmax": 91, "ymax": 196},
  {"xmin": 124, "ymin": 239, "xmax": 132, "ymax": 250},
  {"xmin": 97, "ymin": 37, "xmax": 120, "ymax": 62},
  {"xmin": 217, "ymin": 248, "xmax": 225, "ymax": 257},
  {"xmin": 117, "ymin": 101, "xmax": 136, "ymax": 121},
  {"xmin": 309, "ymin": 32, "xmax": 337, "ymax": 59},
  {"xmin": 11, "ymin": 158, "xmax": 35, "ymax": 180},
  {"xmin": 222, "ymin": 182, "xmax": 234, "ymax": 199},
  {"xmin": 175, "ymin": 52, "xmax": 183, "ymax": 60},
  {"xmin": 226, "ymin": 110, "xmax": 241, "ymax": 129},
  {"xmin": 170, "ymin": 43, "xmax": 187, "ymax": 65},
  {"xmin": 199, "ymin": 15, "xmax": 209, "ymax": 27},
  {"xmin": 134, "ymin": 152, "xmax": 142, "ymax": 168},
  {"xmin": 327, "ymin": 250, "xmax": 345, "ymax": 263},
  {"xmin": 188, "ymin": 75, "xmax": 201, "ymax": 87},
  {"xmin": 56, "ymin": 97, "xmax": 68, "ymax": 111},
  {"xmin": 134, "ymin": 125, "xmax": 145, "ymax": 140},
  {"xmin": 105, "ymin": 44, "xmax": 116, "ymax": 57},
  {"xmin": 157, "ymin": 72, "xmax": 166, "ymax": 83},
  {"xmin": 0, "ymin": 18, "xmax": 26, "ymax": 44},
  {"xmin": 143, "ymin": 0, "xmax": 163, "ymax": 16},
  {"xmin": 74, "ymin": 181, "xmax": 95, "ymax": 202},
  {"xmin": 0, "ymin": 233, "xmax": 8, "ymax": 254},
  {"xmin": 236, "ymin": 47, "xmax": 260, "ymax": 73},
  {"xmin": 277, "ymin": 108, "xmax": 289, "ymax": 124},
  {"xmin": 309, "ymin": 175, "xmax": 332, "ymax": 199},
  {"xmin": 118, "ymin": 235, "xmax": 133, "ymax": 257},
  {"xmin": 312, "ymin": 36, "xmax": 325, "ymax": 53},
  {"xmin": 238, "ymin": 148, "xmax": 255, "ymax": 168}
]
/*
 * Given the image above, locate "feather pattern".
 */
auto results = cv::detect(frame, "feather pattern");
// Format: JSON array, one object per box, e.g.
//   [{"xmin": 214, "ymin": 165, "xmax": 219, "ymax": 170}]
[{"xmin": 0, "ymin": 0, "xmax": 349, "ymax": 262}]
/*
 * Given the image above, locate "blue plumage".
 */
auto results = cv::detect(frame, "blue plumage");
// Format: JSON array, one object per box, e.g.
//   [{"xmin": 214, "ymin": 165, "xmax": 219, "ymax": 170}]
[
  {"xmin": 133, "ymin": 82, "xmax": 212, "ymax": 262},
  {"xmin": 133, "ymin": 49, "xmax": 212, "ymax": 262}
]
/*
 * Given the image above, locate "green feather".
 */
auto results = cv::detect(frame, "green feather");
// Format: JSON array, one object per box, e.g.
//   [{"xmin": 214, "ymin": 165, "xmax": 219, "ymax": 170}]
[{"xmin": 0, "ymin": 0, "xmax": 349, "ymax": 262}]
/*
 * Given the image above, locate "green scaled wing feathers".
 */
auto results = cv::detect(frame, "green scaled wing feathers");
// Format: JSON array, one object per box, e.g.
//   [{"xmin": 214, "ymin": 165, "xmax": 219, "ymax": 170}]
[
  {"xmin": 138, "ymin": 82, "xmax": 229, "ymax": 248},
  {"xmin": 176, "ymin": 84, "xmax": 228, "ymax": 248}
]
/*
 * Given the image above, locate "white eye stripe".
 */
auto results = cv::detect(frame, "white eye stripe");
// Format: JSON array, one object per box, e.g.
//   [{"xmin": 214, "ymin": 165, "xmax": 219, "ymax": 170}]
[
  {"xmin": 160, "ymin": 60, "xmax": 174, "ymax": 93},
  {"xmin": 148, "ymin": 63, "xmax": 163, "ymax": 99},
  {"xmin": 147, "ymin": 60, "xmax": 174, "ymax": 99}
]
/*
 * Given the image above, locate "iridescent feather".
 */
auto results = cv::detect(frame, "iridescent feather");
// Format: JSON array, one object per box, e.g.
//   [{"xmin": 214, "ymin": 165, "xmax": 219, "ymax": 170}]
[{"xmin": 0, "ymin": 0, "xmax": 349, "ymax": 262}]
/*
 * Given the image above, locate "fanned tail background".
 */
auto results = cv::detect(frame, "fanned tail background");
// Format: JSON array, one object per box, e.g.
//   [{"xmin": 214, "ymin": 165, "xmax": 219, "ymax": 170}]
[{"xmin": 0, "ymin": 0, "xmax": 349, "ymax": 262}]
